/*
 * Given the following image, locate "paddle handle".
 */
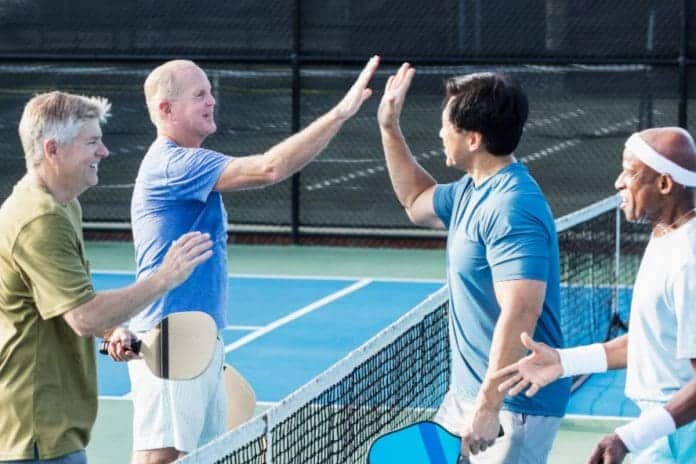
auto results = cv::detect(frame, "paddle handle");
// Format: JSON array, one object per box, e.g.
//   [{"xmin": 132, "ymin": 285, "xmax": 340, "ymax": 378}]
[
  {"xmin": 98, "ymin": 338, "xmax": 142, "ymax": 355},
  {"xmin": 457, "ymin": 426, "xmax": 504, "ymax": 463}
]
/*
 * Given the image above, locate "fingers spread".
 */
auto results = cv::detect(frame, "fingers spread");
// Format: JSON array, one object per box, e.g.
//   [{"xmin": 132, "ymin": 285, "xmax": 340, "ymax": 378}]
[
  {"xmin": 490, "ymin": 363, "xmax": 519, "ymax": 381},
  {"xmin": 508, "ymin": 378, "xmax": 531, "ymax": 397},
  {"xmin": 525, "ymin": 383, "xmax": 541, "ymax": 397}
]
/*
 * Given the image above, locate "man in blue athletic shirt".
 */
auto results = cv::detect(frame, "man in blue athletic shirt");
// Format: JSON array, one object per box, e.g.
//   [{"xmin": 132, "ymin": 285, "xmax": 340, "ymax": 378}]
[
  {"xmin": 107, "ymin": 57, "xmax": 379, "ymax": 464},
  {"xmin": 377, "ymin": 64, "xmax": 570, "ymax": 463}
]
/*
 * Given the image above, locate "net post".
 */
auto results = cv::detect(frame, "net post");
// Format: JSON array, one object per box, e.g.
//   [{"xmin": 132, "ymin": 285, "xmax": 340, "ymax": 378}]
[
  {"xmin": 264, "ymin": 413, "xmax": 273, "ymax": 464},
  {"xmin": 613, "ymin": 203, "xmax": 621, "ymax": 327}
]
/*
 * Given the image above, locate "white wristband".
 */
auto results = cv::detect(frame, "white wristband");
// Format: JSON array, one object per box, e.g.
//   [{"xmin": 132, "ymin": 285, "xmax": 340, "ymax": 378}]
[
  {"xmin": 557, "ymin": 343, "xmax": 607, "ymax": 378},
  {"xmin": 615, "ymin": 407, "xmax": 676, "ymax": 452}
]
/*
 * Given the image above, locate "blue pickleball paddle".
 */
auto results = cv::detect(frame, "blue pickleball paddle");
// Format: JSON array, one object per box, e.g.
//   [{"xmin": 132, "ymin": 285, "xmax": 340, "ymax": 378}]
[{"xmin": 368, "ymin": 421, "xmax": 463, "ymax": 464}]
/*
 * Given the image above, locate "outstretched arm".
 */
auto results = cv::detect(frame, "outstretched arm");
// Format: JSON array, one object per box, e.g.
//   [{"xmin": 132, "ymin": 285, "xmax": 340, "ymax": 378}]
[
  {"xmin": 378, "ymin": 63, "xmax": 442, "ymax": 228},
  {"xmin": 214, "ymin": 56, "xmax": 380, "ymax": 192},
  {"xmin": 492, "ymin": 333, "xmax": 627, "ymax": 397},
  {"xmin": 63, "ymin": 231, "xmax": 213, "ymax": 336}
]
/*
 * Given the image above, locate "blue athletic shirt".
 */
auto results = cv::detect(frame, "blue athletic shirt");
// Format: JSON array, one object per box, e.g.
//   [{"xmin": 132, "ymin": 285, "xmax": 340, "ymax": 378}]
[
  {"xmin": 130, "ymin": 137, "xmax": 231, "ymax": 331},
  {"xmin": 433, "ymin": 162, "xmax": 570, "ymax": 417}
]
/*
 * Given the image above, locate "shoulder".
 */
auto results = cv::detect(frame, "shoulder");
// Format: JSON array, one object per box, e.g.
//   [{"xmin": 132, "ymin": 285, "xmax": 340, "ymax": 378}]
[
  {"xmin": 0, "ymin": 181, "xmax": 72, "ymax": 238},
  {"xmin": 435, "ymin": 175, "xmax": 473, "ymax": 199}
]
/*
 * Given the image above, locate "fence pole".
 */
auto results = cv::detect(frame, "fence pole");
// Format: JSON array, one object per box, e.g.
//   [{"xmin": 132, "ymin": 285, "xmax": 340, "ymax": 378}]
[
  {"xmin": 290, "ymin": 0, "xmax": 302, "ymax": 243},
  {"xmin": 678, "ymin": 0, "xmax": 689, "ymax": 129}
]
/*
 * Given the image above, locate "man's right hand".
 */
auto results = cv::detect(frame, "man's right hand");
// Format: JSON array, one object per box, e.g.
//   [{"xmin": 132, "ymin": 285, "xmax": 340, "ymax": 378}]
[
  {"xmin": 158, "ymin": 231, "xmax": 213, "ymax": 291},
  {"xmin": 490, "ymin": 332, "xmax": 564, "ymax": 397},
  {"xmin": 377, "ymin": 62, "xmax": 416, "ymax": 130},
  {"xmin": 333, "ymin": 55, "xmax": 380, "ymax": 121}
]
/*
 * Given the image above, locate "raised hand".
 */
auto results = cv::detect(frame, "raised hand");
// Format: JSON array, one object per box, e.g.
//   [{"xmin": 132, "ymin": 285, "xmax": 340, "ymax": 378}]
[
  {"xmin": 158, "ymin": 231, "xmax": 213, "ymax": 291},
  {"xmin": 378, "ymin": 62, "xmax": 416, "ymax": 130},
  {"xmin": 491, "ymin": 332, "xmax": 563, "ymax": 397},
  {"xmin": 334, "ymin": 55, "xmax": 380, "ymax": 120},
  {"xmin": 587, "ymin": 434, "xmax": 629, "ymax": 464}
]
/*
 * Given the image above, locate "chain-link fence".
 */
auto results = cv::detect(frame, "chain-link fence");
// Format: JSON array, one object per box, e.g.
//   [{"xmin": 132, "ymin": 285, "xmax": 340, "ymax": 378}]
[{"xmin": 0, "ymin": 1, "xmax": 693, "ymax": 239}]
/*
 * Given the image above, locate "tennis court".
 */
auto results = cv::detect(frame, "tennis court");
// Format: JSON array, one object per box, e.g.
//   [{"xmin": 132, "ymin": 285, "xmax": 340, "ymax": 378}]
[{"xmin": 85, "ymin": 228, "xmax": 638, "ymax": 464}]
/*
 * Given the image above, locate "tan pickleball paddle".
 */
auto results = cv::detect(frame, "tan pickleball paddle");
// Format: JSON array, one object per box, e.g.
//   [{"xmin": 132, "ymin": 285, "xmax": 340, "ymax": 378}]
[
  {"xmin": 223, "ymin": 363, "xmax": 256, "ymax": 429},
  {"xmin": 99, "ymin": 311, "xmax": 217, "ymax": 380}
]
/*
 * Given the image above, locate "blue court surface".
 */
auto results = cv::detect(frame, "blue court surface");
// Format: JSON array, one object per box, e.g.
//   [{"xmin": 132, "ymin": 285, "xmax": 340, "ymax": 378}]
[
  {"xmin": 94, "ymin": 272, "xmax": 638, "ymax": 418},
  {"xmin": 93, "ymin": 272, "xmax": 443, "ymax": 402}
]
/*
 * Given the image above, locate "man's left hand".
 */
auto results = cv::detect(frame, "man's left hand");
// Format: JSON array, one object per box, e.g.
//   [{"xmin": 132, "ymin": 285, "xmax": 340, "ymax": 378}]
[{"xmin": 587, "ymin": 433, "xmax": 628, "ymax": 464}]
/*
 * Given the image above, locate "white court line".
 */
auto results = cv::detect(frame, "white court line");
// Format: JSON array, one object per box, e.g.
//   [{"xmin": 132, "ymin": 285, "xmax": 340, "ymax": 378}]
[
  {"xmin": 100, "ymin": 394, "xmax": 132, "ymax": 401},
  {"xmin": 225, "ymin": 324, "xmax": 264, "ymax": 331},
  {"xmin": 224, "ymin": 279, "xmax": 372, "ymax": 353},
  {"xmin": 90, "ymin": 270, "xmax": 444, "ymax": 284},
  {"xmin": 565, "ymin": 413, "xmax": 634, "ymax": 421},
  {"xmin": 90, "ymin": 270, "xmax": 629, "ymax": 289}
]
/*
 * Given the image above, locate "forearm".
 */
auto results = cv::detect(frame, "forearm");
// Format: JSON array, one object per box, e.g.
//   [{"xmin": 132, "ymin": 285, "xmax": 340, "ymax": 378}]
[
  {"xmin": 480, "ymin": 306, "xmax": 540, "ymax": 409},
  {"xmin": 264, "ymin": 108, "xmax": 346, "ymax": 182},
  {"xmin": 665, "ymin": 363, "xmax": 696, "ymax": 427},
  {"xmin": 380, "ymin": 126, "xmax": 436, "ymax": 208},
  {"xmin": 67, "ymin": 273, "xmax": 168, "ymax": 336},
  {"xmin": 603, "ymin": 334, "xmax": 628, "ymax": 369}
]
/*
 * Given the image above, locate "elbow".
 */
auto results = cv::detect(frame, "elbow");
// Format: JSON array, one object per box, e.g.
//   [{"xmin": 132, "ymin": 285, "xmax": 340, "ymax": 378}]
[
  {"xmin": 404, "ymin": 207, "xmax": 421, "ymax": 226},
  {"xmin": 63, "ymin": 311, "xmax": 99, "ymax": 337},
  {"xmin": 259, "ymin": 159, "xmax": 286, "ymax": 185}
]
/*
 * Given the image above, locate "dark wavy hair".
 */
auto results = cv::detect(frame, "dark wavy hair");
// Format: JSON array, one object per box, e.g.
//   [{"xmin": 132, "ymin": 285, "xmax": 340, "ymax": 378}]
[{"xmin": 444, "ymin": 72, "xmax": 528, "ymax": 156}]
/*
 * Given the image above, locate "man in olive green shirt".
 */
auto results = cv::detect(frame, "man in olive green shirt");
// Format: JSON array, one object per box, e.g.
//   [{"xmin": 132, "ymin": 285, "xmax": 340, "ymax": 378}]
[{"xmin": 0, "ymin": 91, "xmax": 213, "ymax": 463}]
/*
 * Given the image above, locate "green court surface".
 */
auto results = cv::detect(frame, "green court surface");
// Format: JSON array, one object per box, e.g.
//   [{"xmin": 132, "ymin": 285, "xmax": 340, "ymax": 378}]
[
  {"xmin": 90, "ymin": 399, "xmax": 629, "ymax": 464},
  {"xmin": 85, "ymin": 241, "xmax": 631, "ymax": 463}
]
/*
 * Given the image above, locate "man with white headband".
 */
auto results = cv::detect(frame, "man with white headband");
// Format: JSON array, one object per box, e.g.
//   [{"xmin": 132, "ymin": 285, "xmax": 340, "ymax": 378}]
[{"xmin": 491, "ymin": 127, "xmax": 696, "ymax": 463}]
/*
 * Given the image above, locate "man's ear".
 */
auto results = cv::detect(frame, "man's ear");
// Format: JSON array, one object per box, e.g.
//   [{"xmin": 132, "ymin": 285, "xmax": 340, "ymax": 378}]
[
  {"xmin": 467, "ymin": 131, "xmax": 483, "ymax": 151},
  {"xmin": 43, "ymin": 139, "xmax": 59, "ymax": 166},
  {"xmin": 159, "ymin": 100, "xmax": 172, "ymax": 119},
  {"xmin": 658, "ymin": 174, "xmax": 674, "ymax": 194}
]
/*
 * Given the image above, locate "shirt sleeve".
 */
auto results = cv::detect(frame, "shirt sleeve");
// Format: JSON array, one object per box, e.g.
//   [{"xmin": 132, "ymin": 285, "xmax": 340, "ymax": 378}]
[
  {"xmin": 671, "ymin": 260, "xmax": 696, "ymax": 359},
  {"xmin": 433, "ymin": 182, "xmax": 458, "ymax": 228},
  {"xmin": 13, "ymin": 215, "xmax": 95, "ymax": 320},
  {"xmin": 164, "ymin": 147, "xmax": 232, "ymax": 202},
  {"xmin": 484, "ymin": 196, "xmax": 551, "ymax": 283}
]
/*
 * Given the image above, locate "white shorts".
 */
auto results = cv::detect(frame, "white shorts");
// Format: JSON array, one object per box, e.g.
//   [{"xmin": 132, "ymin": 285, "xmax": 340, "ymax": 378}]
[
  {"xmin": 433, "ymin": 390, "xmax": 561, "ymax": 464},
  {"xmin": 128, "ymin": 338, "xmax": 227, "ymax": 452}
]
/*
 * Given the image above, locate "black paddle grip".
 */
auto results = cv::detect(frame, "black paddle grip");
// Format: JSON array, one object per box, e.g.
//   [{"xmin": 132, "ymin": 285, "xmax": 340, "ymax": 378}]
[{"xmin": 98, "ymin": 338, "xmax": 142, "ymax": 355}]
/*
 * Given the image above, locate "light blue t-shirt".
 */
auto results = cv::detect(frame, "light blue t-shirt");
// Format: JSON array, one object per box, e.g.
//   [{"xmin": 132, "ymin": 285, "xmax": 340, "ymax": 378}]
[
  {"xmin": 433, "ymin": 162, "xmax": 570, "ymax": 417},
  {"xmin": 130, "ymin": 137, "xmax": 231, "ymax": 331}
]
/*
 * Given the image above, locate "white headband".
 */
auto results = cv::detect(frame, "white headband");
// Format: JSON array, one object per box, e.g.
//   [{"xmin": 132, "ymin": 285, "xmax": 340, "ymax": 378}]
[{"xmin": 625, "ymin": 133, "xmax": 696, "ymax": 187}]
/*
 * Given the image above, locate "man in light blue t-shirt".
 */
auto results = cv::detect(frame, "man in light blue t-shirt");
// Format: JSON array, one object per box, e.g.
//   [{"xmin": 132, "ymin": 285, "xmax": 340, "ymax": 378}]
[
  {"xmin": 107, "ymin": 57, "xmax": 380, "ymax": 464},
  {"xmin": 377, "ymin": 64, "xmax": 570, "ymax": 463}
]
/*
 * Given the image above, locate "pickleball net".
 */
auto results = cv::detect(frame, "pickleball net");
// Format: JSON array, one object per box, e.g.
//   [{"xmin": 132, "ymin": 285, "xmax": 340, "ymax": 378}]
[{"xmin": 179, "ymin": 194, "xmax": 647, "ymax": 464}]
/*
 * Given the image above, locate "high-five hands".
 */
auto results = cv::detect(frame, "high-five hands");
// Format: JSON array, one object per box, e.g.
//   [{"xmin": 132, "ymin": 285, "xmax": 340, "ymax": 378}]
[
  {"xmin": 377, "ymin": 63, "xmax": 416, "ymax": 130},
  {"xmin": 334, "ymin": 55, "xmax": 380, "ymax": 120}
]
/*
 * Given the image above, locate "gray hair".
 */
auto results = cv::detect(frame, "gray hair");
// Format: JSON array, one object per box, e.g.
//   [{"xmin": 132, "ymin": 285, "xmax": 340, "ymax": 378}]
[{"xmin": 18, "ymin": 91, "xmax": 111, "ymax": 170}]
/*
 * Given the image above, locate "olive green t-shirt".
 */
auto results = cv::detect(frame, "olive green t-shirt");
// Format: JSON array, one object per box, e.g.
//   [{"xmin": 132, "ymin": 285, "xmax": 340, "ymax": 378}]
[{"xmin": 0, "ymin": 177, "xmax": 97, "ymax": 460}]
